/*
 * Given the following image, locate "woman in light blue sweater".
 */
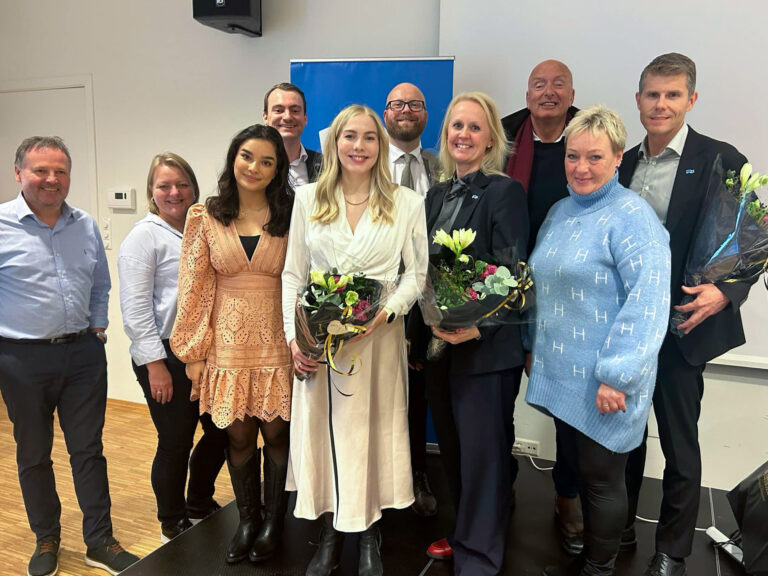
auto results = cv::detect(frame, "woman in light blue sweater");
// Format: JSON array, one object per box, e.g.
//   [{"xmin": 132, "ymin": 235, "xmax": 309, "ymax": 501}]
[{"xmin": 526, "ymin": 105, "xmax": 671, "ymax": 576}]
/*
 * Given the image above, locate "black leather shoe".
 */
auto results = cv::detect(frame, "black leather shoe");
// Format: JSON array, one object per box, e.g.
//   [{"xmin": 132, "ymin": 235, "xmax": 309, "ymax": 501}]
[
  {"xmin": 619, "ymin": 525, "xmax": 637, "ymax": 552},
  {"xmin": 225, "ymin": 450, "xmax": 262, "ymax": 564},
  {"xmin": 161, "ymin": 517, "xmax": 193, "ymax": 544},
  {"xmin": 306, "ymin": 515, "xmax": 345, "ymax": 576},
  {"xmin": 645, "ymin": 552, "xmax": 686, "ymax": 576},
  {"xmin": 28, "ymin": 537, "xmax": 60, "ymax": 576},
  {"xmin": 555, "ymin": 495, "xmax": 584, "ymax": 556},
  {"xmin": 249, "ymin": 451, "xmax": 288, "ymax": 562},
  {"xmin": 411, "ymin": 471, "xmax": 438, "ymax": 517},
  {"xmin": 358, "ymin": 523, "xmax": 383, "ymax": 576}
]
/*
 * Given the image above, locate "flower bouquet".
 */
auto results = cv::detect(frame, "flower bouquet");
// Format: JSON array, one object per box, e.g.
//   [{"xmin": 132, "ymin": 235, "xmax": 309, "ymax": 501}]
[
  {"xmin": 294, "ymin": 268, "xmax": 383, "ymax": 381},
  {"xmin": 670, "ymin": 157, "xmax": 768, "ymax": 336},
  {"xmin": 419, "ymin": 228, "xmax": 533, "ymax": 360}
]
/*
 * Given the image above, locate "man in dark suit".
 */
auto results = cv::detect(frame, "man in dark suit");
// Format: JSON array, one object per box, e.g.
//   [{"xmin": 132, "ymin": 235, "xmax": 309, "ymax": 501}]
[
  {"xmin": 619, "ymin": 52, "xmax": 750, "ymax": 576},
  {"xmin": 383, "ymin": 81, "xmax": 443, "ymax": 520},
  {"xmin": 262, "ymin": 82, "xmax": 322, "ymax": 186},
  {"xmin": 502, "ymin": 59, "xmax": 585, "ymax": 556}
]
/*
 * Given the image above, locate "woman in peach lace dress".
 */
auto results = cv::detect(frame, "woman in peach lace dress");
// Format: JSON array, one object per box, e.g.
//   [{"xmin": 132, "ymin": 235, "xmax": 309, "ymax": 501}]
[{"xmin": 170, "ymin": 124, "xmax": 294, "ymax": 565}]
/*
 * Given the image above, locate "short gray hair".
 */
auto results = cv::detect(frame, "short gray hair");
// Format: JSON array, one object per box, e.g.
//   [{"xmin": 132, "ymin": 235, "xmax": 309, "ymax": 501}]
[
  {"xmin": 14, "ymin": 136, "xmax": 72, "ymax": 170},
  {"xmin": 564, "ymin": 104, "xmax": 626, "ymax": 153},
  {"xmin": 639, "ymin": 52, "xmax": 696, "ymax": 96}
]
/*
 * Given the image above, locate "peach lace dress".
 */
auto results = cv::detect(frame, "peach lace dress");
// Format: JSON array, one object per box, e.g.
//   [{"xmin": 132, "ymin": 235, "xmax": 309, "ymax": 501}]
[{"xmin": 170, "ymin": 204, "xmax": 292, "ymax": 428}]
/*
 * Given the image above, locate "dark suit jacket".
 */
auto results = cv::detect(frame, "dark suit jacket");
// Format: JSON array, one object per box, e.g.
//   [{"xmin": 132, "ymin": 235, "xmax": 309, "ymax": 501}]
[
  {"xmin": 421, "ymin": 150, "xmax": 442, "ymax": 188},
  {"xmin": 408, "ymin": 172, "xmax": 529, "ymax": 376},
  {"xmin": 305, "ymin": 148, "xmax": 322, "ymax": 183},
  {"xmin": 619, "ymin": 127, "xmax": 750, "ymax": 366}
]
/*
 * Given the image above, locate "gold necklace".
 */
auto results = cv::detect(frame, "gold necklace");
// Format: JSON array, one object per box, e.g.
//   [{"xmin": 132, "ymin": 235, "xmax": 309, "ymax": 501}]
[
  {"xmin": 344, "ymin": 194, "xmax": 370, "ymax": 206},
  {"xmin": 238, "ymin": 204, "xmax": 268, "ymax": 219}
]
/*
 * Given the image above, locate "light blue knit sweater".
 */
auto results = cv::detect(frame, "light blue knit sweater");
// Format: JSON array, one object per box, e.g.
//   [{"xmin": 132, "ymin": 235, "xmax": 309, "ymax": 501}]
[{"xmin": 525, "ymin": 173, "xmax": 671, "ymax": 453}]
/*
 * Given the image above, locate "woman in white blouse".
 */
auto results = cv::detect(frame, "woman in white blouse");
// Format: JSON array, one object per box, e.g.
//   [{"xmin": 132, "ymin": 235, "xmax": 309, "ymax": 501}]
[
  {"xmin": 118, "ymin": 153, "xmax": 227, "ymax": 543},
  {"xmin": 282, "ymin": 105, "xmax": 428, "ymax": 576}
]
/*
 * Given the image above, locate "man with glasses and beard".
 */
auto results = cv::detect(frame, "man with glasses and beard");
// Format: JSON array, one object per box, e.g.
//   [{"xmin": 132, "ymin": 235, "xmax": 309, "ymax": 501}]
[{"xmin": 383, "ymin": 82, "xmax": 442, "ymax": 521}]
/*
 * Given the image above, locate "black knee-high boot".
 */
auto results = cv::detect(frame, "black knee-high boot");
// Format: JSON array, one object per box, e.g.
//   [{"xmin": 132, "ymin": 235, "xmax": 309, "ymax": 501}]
[
  {"xmin": 225, "ymin": 449, "xmax": 261, "ymax": 564},
  {"xmin": 249, "ymin": 450, "xmax": 288, "ymax": 562},
  {"xmin": 358, "ymin": 521, "xmax": 383, "ymax": 576},
  {"xmin": 306, "ymin": 513, "xmax": 345, "ymax": 576}
]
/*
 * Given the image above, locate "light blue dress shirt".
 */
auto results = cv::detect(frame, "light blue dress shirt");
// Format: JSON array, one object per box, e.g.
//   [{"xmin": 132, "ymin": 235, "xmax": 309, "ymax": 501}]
[
  {"xmin": 118, "ymin": 213, "xmax": 183, "ymax": 366},
  {"xmin": 0, "ymin": 192, "xmax": 110, "ymax": 339}
]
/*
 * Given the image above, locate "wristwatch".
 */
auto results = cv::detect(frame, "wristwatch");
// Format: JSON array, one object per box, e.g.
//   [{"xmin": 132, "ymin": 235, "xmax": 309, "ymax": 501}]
[
  {"xmin": 385, "ymin": 309, "xmax": 396, "ymax": 324},
  {"xmin": 94, "ymin": 331, "xmax": 107, "ymax": 344}
]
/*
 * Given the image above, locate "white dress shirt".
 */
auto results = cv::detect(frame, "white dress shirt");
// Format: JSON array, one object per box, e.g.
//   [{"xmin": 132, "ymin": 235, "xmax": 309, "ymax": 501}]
[
  {"xmin": 289, "ymin": 144, "xmax": 311, "ymax": 189},
  {"xmin": 388, "ymin": 142, "xmax": 430, "ymax": 197},
  {"xmin": 118, "ymin": 213, "xmax": 183, "ymax": 365}
]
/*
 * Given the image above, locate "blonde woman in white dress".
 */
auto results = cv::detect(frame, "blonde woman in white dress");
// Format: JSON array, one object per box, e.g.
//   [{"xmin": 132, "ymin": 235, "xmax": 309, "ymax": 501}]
[{"xmin": 282, "ymin": 104, "xmax": 428, "ymax": 576}]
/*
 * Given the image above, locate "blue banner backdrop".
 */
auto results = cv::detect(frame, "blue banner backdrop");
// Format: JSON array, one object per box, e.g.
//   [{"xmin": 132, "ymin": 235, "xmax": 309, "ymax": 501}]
[{"xmin": 290, "ymin": 57, "xmax": 454, "ymax": 155}]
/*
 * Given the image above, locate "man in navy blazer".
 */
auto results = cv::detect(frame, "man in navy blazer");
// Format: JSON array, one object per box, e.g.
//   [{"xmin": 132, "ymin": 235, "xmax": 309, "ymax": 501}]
[
  {"xmin": 619, "ymin": 53, "xmax": 750, "ymax": 576},
  {"xmin": 263, "ymin": 82, "xmax": 322, "ymax": 186}
]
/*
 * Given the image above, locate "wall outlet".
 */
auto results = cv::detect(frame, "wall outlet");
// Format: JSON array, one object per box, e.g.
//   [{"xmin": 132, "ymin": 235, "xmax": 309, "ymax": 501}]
[{"xmin": 512, "ymin": 438, "xmax": 540, "ymax": 457}]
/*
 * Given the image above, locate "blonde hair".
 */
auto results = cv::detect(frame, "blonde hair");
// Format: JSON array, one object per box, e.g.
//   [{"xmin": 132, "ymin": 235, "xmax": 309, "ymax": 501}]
[
  {"xmin": 312, "ymin": 105, "xmax": 397, "ymax": 225},
  {"xmin": 146, "ymin": 152, "xmax": 199, "ymax": 215},
  {"xmin": 439, "ymin": 92, "xmax": 510, "ymax": 178},
  {"xmin": 564, "ymin": 104, "xmax": 627, "ymax": 154}
]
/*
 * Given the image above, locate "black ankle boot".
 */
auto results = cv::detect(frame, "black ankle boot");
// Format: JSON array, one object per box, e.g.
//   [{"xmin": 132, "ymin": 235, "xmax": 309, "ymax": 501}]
[
  {"xmin": 249, "ymin": 451, "xmax": 288, "ymax": 562},
  {"xmin": 358, "ymin": 522, "xmax": 383, "ymax": 576},
  {"xmin": 225, "ymin": 449, "xmax": 262, "ymax": 564},
  {"xmin": 306, "ymin": 514, "xmax": 345, "ymax": 576}
]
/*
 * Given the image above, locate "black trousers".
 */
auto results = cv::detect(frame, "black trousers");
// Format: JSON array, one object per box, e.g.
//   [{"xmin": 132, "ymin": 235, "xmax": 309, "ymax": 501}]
[
  {"xmin": 407, "ymin": 365, "xmax": 428, "ymax": 473},
  {"xmin": 625, "ymin": 335, "xmax": 704, "ymax": 558},
  {"xmin": 552, "ymin": 424, "xmax": 581, "ymax": 499},
  {"xmin": 427, "ymin": 361, "xmax": 521, "ymax": 576},
  {"xmin": 0, "ymin": 333, "xmax": 112, "ymax": 546},
  {"xmin": 557, "ymin": 419, "xmax": 628, "ymax": 566},
  {"xmin": 132, "ymin": 341, "xmax": 227, "ymax": 526}
]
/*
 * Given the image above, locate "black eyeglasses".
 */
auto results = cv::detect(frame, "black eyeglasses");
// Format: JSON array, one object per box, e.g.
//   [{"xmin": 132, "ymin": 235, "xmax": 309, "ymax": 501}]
[{"xmin": 386, "ymin": 99, "xmax": 426, "ymax": 112}]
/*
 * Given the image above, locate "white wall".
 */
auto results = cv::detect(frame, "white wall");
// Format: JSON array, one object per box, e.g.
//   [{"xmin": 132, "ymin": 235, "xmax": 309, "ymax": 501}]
[
  {"xmin": 439, "ymin": 0, "xmax": 768, "ymax": 489},
  {"xmin": 0, "ymin": 0, "xmax": 440, "ymax": 402}
]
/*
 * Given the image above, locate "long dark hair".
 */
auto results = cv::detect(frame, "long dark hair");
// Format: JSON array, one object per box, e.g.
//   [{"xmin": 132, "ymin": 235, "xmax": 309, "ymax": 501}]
[{"xmin": 206, "ymin": 124, "xmax": 294, "ymax": 236}]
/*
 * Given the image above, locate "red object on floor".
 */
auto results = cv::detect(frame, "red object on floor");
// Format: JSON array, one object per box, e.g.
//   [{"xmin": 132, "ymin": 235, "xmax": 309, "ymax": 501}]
[{"xmin": 427, "ymin": 537, "xmax": 453, "ymax": 560}]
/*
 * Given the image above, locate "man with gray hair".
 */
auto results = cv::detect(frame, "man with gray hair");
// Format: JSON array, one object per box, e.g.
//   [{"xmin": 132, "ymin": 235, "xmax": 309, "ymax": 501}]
[
  {"xmin": 619, "ymin": 53, "xmax": 750, "ymax": 576},
  {"xmin": 0, "ymin": 136, "xmax": 139, "ymax": 576}
]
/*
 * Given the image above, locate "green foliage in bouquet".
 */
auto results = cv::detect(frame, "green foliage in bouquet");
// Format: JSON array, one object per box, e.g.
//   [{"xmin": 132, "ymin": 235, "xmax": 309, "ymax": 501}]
[{"xmin": 725, "ymin": 163, "xmax": 768, "ymax": 228}]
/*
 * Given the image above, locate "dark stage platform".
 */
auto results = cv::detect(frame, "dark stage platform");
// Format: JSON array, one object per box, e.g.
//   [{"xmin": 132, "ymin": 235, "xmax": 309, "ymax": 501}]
[{"xmin": 122, "ymin": 457, "xmax": 747, "ymax": 575}]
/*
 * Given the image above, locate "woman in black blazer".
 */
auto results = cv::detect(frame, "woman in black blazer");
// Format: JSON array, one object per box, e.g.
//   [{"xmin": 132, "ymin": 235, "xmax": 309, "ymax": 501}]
[{"xmin": 409, "ymin": 92, "xmax": 529, "ymax": 576}]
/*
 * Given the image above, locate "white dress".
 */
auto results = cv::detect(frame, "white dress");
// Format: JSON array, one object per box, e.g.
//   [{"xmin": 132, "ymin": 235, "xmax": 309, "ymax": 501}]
[{"xmin": 282, "ymin": 183, "xmax": 428, "ymax": 532}]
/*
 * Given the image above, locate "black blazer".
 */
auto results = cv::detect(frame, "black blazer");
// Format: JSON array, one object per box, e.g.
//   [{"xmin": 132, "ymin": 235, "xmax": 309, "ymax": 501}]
[
  {"xmin": 305, "ymin": 148, "xmax": 322, "ymax": 183},
  {"xmin": 408, "ymin": 172, "xmax": 529, "ymax": 376},
  {"xmin": 619, "ymin": 127, "xmax": 750, "ymax": 366}
]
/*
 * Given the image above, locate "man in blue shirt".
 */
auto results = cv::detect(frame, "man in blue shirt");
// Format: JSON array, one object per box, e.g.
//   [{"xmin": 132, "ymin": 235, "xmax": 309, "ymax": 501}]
[{"xmin": 0, "ymin": 136, "xmax": 139, "ymax": 576}]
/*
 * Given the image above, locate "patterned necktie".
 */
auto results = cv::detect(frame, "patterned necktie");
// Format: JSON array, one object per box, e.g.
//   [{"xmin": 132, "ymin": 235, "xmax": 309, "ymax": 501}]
[{"xmin": 400, "ymin": 153, "xmax": 414, "ymax": 189}]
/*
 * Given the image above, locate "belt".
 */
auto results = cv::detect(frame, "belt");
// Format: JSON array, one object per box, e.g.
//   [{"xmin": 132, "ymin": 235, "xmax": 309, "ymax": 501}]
[{"xmin": 0, "ymin": 328, "xmax": 89, "ymax": 345}]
